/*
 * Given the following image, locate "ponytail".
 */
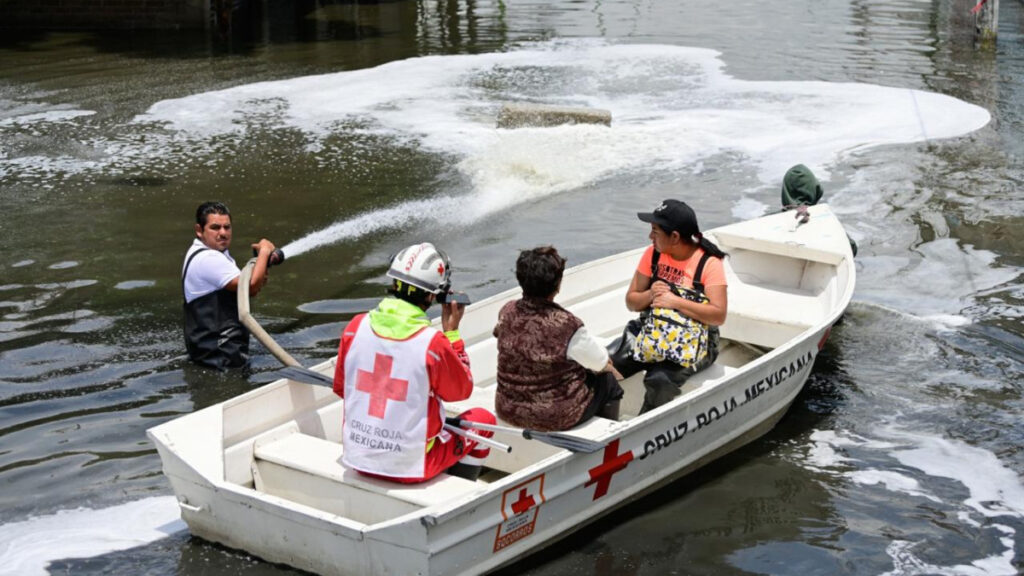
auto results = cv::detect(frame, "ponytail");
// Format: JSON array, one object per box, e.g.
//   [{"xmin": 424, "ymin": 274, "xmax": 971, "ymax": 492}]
[{"xmin": 693, "ymin": 232, "xmax": 726, "ymax": 259}]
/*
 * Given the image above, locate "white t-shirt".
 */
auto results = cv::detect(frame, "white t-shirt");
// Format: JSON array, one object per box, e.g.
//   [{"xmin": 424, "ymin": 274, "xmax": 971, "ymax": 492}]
[
  {"xmin": 566, "ymin": 326, "xmax": 610, "ymax": 372},
  {"xmin": 182, "ymin": 239, "xmax": 240, "ymax": 304}
]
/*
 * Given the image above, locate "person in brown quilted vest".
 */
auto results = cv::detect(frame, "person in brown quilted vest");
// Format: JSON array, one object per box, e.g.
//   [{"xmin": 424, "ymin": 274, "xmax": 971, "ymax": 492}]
[{"xmin": 494, "ymin": 246, "xmax": 624, "ymax": 431}]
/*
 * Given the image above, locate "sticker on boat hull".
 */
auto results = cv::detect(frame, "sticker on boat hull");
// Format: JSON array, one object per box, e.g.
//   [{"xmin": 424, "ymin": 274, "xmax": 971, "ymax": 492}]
[{"xmin": 494, "ymin": 474, "xmax": 545, "ymax": 552}]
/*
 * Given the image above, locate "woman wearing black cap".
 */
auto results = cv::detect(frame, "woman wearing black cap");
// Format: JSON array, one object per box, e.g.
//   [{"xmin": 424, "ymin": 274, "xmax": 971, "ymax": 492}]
[{"xmin": 612, "ymin": 199, "xmax": 728, "ymax": 413}]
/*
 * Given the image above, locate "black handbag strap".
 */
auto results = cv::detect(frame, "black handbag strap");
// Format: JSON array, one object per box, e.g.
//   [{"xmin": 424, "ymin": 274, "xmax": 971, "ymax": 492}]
[
  {"xmin": 692, "ymin": 252, "xmax": 711, "ymax": 294},
  {"xmin": 650, "ymin": 248, "xmax": 711, "ymax": 295}
]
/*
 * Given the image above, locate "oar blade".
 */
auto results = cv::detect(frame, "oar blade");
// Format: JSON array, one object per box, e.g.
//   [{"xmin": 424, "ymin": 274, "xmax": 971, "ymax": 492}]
[
  {"xmin": 449, "ymin": 417, "xmax": 606, "ymax": 453},
  {"xmin": 275, "ymin": 365, "xmax": 334, "ymax": 387},
  {"xmin": 527, "ymin": 431, "xmax": 604, "ymax": 453}
]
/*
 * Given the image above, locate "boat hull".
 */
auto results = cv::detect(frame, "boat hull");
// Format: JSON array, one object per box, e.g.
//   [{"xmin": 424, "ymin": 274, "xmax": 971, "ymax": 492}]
[
  {"xmin": 151, "ymin": 332, "xmax": 824, "ymax": 576},
  {"xmin": 148, "ymin": 204, "xmax": 854, "ymax": 576}
]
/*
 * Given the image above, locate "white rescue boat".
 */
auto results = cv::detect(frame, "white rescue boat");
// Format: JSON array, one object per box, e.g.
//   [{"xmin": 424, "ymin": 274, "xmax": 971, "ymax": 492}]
[{"xmin": 148, "ymin": 203, "xmax": 856, "ymax": 576}]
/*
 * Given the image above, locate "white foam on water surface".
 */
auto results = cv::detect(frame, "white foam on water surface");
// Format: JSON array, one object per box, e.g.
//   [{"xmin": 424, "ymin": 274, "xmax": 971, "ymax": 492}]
[
  {"xmin": 809, "ymin": 429, "xmax": 898, "ymax": 450},
  {"xmin": 847, "ymin": 469, "xmax": 942, "ymax": 503},
  {"xmin": 855, "ymin": 239, "xmax": 1018, "ymax": 323},
  {"xmin": 804, "ymin": 428, "xmax": 1024, "ymax": 576},
  {"xmin": 804, "ymin": 429, "xmax": 898, "ymax": 470},
  {"xmin": 884, "ymin": 430, "xmax": 1024, "ymax": 519},
  {"xmin": 881, "ymin": 538, "xmax": 1018, "ymax": 576},
  {"xmin": 125, "ymin": 41, "xmax": 988, "ymax": 258},
  {"xmin": 0, "ymin": 496, "xmax": 185, "ymax": 576},
  {"xmin": 0, "ymin": 109, "xmax": 95, "ymax": 126},
  {"xmin": 731, "ymin": 196, "xmax": 771, "ymax": 221},
  {"xmin": 113, "ymin": 280, "xmax": 157, "ymax": 290}
]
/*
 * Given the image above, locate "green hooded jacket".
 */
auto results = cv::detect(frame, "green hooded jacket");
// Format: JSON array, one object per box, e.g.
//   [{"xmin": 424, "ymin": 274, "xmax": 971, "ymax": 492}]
[
  {"xmin": 780, "ymin": 164, "xmax": 858, "ymax": 257},
  {"xmin": 781, "ymin": 164, "xmax": 824, "ymax": 208}
]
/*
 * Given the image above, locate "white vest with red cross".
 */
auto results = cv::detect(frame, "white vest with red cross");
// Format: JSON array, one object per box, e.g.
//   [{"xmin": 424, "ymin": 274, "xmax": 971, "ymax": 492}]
[{"xmin": 342, "ymin": 316, "xmax": 441, "ymax": 478}]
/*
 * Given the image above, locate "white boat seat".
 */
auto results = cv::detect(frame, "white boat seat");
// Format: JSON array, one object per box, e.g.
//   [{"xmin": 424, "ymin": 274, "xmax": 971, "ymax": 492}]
[
  {"xmin": 444, "ymin": 385, "xmax": 561, "ymax": 474},
  {"xmin": 727, "ymin": 281, "xmax": 821, "ymax": 326},
  {"xmin": 465, "ymin": 340, "xmax": 499, "ymax": 387},
  {"xmin": 253, "ymin": 432, "xmax": 481, "ymax": 512},
  {"xmin": 442, "ymin": 383, "xmax": 632, "ymax": 473},
  {"xmin": 711, "ymin": 227, "xmax": 846, "ymax": 266},
  {"xmin": 720, "ymin": 292, "xmax": 817, "ymax": 349},
  {"xmin": 444, "ymin": 383, "xmax": 498, "ymax": 415}
]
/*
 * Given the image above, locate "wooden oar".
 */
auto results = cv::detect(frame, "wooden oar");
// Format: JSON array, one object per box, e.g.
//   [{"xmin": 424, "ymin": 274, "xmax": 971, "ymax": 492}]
[
  {"xmin": 274, "ymin": 364, "xmax": 334, "ymax": 386},
  {"xmin": 446, "ymin": 418, "xmax": 604, "ymax": 454}
]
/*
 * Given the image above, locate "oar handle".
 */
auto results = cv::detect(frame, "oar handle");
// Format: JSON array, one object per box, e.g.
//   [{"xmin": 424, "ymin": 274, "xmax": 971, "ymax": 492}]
[
  {"xmin": 447, "ymin": 417, "xmax": 604, "ymax": 453},
  {"xmin": 443, "ymin": 424, "xmax": 511, "ymax": 453},
  {"xmin": 238, "ymin": 258, "xmax": 301, "ymax": 368},
  {"xmin": 449, "ymin": 417, "xmax": 537, "ymax": 440}
]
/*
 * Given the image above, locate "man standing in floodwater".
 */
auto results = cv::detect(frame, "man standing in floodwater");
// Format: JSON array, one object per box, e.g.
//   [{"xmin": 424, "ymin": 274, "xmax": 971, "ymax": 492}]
[{"xmin": 181, "ymin": 201, "xmax": 277, "ymax": 370}]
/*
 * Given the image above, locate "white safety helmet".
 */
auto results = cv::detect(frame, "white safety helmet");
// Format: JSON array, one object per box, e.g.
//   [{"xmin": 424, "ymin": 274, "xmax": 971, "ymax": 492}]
[{"xmin": 387, "ymin": 242, "xmax": 452, "ymax": 294}]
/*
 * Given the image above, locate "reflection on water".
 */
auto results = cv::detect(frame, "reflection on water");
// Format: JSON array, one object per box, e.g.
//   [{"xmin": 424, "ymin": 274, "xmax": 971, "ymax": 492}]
[
  {"xmin": 207, "ymin": 0, "xmax": 511, "ymax": 53},
  {"xmin": 0, "ymin": 0, "xmax": 1022, "ymax": 574}
]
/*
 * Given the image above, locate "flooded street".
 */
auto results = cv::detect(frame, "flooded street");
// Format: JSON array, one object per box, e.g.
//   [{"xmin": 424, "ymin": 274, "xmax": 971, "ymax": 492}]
[{"xmin": 1, "ymin": 0, "xmax": 1021, "ymax": 574}]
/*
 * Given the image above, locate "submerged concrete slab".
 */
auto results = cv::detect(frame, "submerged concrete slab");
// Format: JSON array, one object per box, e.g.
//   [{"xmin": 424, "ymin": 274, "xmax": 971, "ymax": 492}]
[{"xmin": 496, "ymin": 103, "xmax": 612, "ymax": 129}]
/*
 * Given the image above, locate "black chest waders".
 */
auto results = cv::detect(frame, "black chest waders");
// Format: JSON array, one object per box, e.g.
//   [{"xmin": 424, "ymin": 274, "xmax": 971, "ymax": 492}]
[{"xmin": 182, "ymin": 248, "xmax": 250, "ymax": 370}]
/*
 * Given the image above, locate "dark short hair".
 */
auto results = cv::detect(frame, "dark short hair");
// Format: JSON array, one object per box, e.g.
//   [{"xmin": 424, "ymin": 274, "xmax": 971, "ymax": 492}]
[
  {"xmin": 196, "ymin": 201, "xmax": 231, "ymax": 228},
  {"xmin": 516, "ymin": 246, "xmax": 566, "ymax": 298}
]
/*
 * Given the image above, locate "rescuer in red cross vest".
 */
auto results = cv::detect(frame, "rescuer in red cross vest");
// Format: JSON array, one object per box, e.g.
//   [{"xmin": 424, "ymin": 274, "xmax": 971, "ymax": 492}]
[{"xmin": 332, "ymin": 243, "xmax": 496, "ymax": 483}]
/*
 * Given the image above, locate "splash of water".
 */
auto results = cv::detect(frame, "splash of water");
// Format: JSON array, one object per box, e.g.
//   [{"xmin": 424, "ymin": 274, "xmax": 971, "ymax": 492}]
[{"xmin": 132, "ymin": 41, "xmax": 989, "ymax": 260}]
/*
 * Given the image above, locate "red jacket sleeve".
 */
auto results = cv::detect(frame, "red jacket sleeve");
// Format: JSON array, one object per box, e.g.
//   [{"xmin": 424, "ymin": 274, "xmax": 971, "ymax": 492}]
[
  {"xmin": 332, "ymin": 314, "xmax": 365, "ymax": 398},
  {"xmin": 426, "ymin": 332, "xmax": 474, "ymax": 402}
]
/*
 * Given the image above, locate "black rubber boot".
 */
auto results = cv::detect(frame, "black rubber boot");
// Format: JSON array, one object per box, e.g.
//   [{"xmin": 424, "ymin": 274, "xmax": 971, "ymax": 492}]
[
  {"xmin": 639, "ymin": 367, "xmax": 686, "ymax": 414},
  {"xmin": 598, "ymin": 400, "xmax": 621, "ymax": 421},
  {"xmin": 447, "ymin": 462, "xmax": 482, "ymax": 481}
]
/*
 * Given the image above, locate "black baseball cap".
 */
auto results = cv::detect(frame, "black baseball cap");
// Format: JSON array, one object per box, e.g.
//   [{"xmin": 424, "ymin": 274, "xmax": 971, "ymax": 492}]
[{"xmin": 637, "ymin": 199, "xmax": 700, "ymax": 238}]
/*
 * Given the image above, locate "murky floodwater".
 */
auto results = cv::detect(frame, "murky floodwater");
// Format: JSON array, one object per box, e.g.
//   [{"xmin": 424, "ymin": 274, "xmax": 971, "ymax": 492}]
[{"xmin": 1, "ymin": 0, "xmax": 1022, "ymax": 574}]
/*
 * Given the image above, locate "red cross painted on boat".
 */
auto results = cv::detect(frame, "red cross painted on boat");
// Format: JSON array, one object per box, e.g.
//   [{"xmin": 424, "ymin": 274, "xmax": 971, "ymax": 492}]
[
  {"xmin": 356, "ymin": 353, "xmax": 409, "ymax": 419},
  {"xmin": 510, "ymin": 488, "xmax": 536, "ymax": 515},
  {"xmin": 585, "ymin": 439, "xmax": 634, "ymax": 500}
]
